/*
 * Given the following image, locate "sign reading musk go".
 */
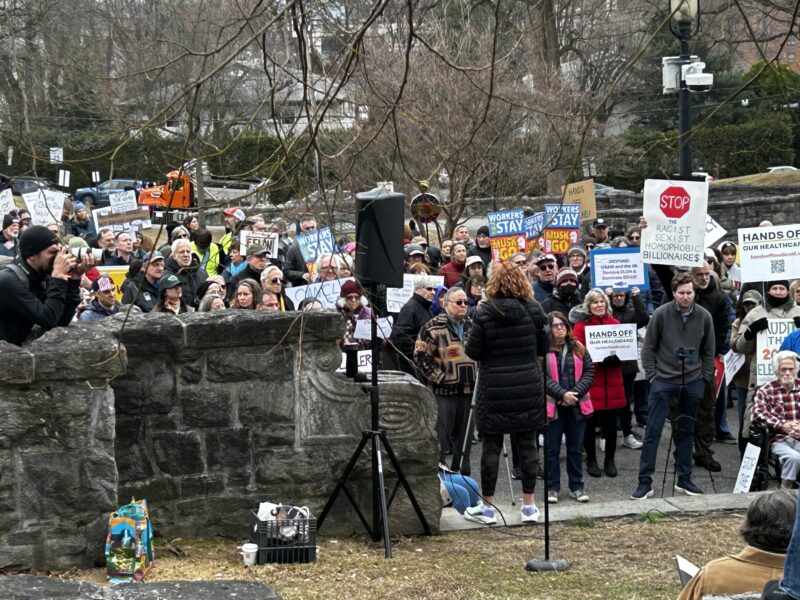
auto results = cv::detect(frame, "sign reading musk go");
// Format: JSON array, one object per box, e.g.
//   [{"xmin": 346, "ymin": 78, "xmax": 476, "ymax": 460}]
[
  {"xmin": 641, "ymin": 179, "xmax": 708, "ymax": 268},
  {"xmin": 659, "ymin": 186, "xmax": 691, "ymax": 219}
]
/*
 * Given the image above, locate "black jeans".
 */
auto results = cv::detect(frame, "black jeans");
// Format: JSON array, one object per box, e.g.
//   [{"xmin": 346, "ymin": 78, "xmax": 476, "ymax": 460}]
[
  {"xmin": 585, "ymin": 409, "xmax": 618, "ymax": 465},
  {"xmin": 481, "ymin": 430, "xmax": 538, "ymax": 495},
  {"xmin": 436, "ymin": 395, "xmax": 473, "ymax": 474}
]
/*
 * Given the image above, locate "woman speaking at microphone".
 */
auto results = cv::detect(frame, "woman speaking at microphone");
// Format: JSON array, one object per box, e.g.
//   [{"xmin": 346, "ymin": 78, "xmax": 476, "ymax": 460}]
[{"xmin": 464, "ymin": 260, "xmax": 548, "ymax": 525}]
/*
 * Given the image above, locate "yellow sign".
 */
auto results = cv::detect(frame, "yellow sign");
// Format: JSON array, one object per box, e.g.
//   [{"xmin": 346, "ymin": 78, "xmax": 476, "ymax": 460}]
[
  {"xmin": 490, "ymin": 235, "xmax": 526, "ymax": 263},
  {"xmin": 562, "ymin": 178, "xmax": 597, "ymax": 223},
  {"xmin": 543, "ymin": 229, "xmax": 580, "ymax": 254}
]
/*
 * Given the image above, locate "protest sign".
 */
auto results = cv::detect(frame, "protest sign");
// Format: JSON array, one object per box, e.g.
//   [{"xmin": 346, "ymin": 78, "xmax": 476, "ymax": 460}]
[
  {"xmin": 96, "ymin": 265, "xmax": 130, "ymax": 302},
  {"xmin": 386, "ymin": 274, "xmax": 444, "ymax": 313},
  {"xmin": 756, "ymin": 319, "xmax": 796, "ymax": 385},
  {"xmin": 584, "ymin": 323, "xmax": 638, "ymax": 362},
  {"xmin": 337, "ymin": 350, "xmax": 373, "ymax": 374},
  {"xmin": 296, "ymin": 227, "xmax": 334, "ymax": 269},
  {"xmin": 524, "ymin": 212, "xmax": 545, "ymax": 253},
  {"xmin": 561, "ymin": 179, "xmax": 597, "ymax": 223},
  {"xmin": 92, "ymin": 206, "xmax": 152, "ymax": 232},
  {"xmin": 0, "ymin": 188, "xmax": 16, "ymax": 214},
  {"xmin": 733, "ymin": 443, "xmax": 761, "ymax": 494},
  {"xmin": 284, "ymin": 277, "xmax": 352, "ymax": 310},
  {"xmin": 590, "ymin": 247, "xmax": 649, "ymax": 291},
  {"xmin": 22, "ymin": 190, "xmax": 66, "ymax": 226},
  {"xmin": 109, "ymin": 190, "xmax": 138, "ymax": 214},
  {"xmin": 488, "ymin": 209, "xmax": 526, "ymax": 263},
  {"xmin": 723, "ymin": 349, "xmax": 746, "ymax": 385},
  {"xmin": 544, "ymin": 204, "xmax": 581, "ymax": 229},
  {"xmin": 640, "ymin": 179, "xmax": 707, "ymax": 268},
  {"xmin": 738, "ymin": 224, "xmax": 800, "ymax": 283},
  {"xmin": 240, "ymin": 231, "xmax": 279, "ymax": 258},
  {"xmin": 542, "ymin": 228, "xmax": 579, "ymax": 254},
  {"xmin": 353, "ymin": 316, "xmax": 393, "ymax": 340},
  {"xmin": 704, "ymin": 214, "xmax": 726, "ymax": 248}
]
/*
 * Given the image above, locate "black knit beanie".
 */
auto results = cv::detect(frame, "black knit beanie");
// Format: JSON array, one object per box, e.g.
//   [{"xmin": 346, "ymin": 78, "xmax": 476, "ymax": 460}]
[{"xmin": 19, "ymin": 225, "xmax": 59, "ymax": 259}]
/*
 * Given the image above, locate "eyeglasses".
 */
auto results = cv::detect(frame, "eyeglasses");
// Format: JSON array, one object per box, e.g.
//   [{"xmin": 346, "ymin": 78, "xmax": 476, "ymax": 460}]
[
  {"xmin": 320, "ymin": 265, "xmax": 337, "ymax": 271},
  {"xmin": 551, "ymin": 323, "xmax": 566, "ymax": 329},
  {"xmin": 539, "ymin": 263, "xmax": 556, "ymax": 271},
  {"xmin": 449, "ymin": 299, "xmax": 468, "ymax": 306}
]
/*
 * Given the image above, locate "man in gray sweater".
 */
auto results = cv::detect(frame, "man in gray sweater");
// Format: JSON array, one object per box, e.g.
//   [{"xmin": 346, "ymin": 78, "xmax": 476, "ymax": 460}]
[{"xmin": 631, "ymin": 272, "xmax": 715, "ymax": 500}]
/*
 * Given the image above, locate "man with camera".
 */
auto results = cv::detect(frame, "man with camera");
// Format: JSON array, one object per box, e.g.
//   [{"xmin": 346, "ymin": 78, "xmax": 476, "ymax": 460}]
[
  {"xmin": 631, "ymin": 272, "xmax": 715, "ymax": 500},
  {"xmin": 0, "ymin": 225, "xmax": 95, "ymax": 345}
]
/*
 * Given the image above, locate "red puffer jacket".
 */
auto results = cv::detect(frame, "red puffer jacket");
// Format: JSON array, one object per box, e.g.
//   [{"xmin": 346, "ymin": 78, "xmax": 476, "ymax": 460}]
[{"xmin": 573, "ymin": 314, "xmax": 627, "ymax": 411}]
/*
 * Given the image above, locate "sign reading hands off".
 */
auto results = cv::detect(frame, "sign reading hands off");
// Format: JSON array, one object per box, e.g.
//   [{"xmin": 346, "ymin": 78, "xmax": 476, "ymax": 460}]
[{"xmin": 640, "ymin": 179, "xmax": 707, "ymax": 268}]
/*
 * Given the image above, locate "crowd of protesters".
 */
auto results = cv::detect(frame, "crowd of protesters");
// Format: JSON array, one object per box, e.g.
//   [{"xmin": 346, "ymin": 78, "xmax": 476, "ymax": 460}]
[{"xmin": 1, "ymin": 200, "xmax": 799, "ymax": 532}]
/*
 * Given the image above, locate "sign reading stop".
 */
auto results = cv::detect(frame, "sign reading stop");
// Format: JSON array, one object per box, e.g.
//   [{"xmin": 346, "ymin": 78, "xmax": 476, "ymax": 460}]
[{"xmin": 659, "ymin": 186, "xmax": 691, "ymax": 219}]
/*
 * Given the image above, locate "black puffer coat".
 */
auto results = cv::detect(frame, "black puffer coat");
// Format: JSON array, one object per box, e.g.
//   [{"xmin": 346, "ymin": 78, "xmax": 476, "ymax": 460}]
[{"xmin": 465, "ymin": 297, "xmax": 548, "ymax": 434}]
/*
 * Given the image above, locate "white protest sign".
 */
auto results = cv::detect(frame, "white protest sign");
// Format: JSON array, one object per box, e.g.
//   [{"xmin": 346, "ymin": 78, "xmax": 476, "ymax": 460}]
[
  {"xmin": 590, "ymin": 248, "xmax": 649, "ymax": 291},
  {"xmin": 738, "ymin": 224, "xmax": 800, "ymax": 283},
  {"xmin": 49, "ymin": 147, "xmax": 63, "ymax": 164},
  {"xmin": 584, "ymin": 323, "xmax": 638, "ymax": 362},
  {"xmin": 704, "ymin": 214, "xmax": 726, "ymax": 248},
  {"xmin": 733, "ymin": 443, "xmax": 761, "ymax": 493},
  {"xmin": 337, "ymin": 350, "xmax": 373, "ymax": 374},
  {"xmin": 756, "ymin": 319, "xmax": 796, "ymax": 385},
  {"xmin": 22, "ymin": 190, "xmax": 66, "ymax": 226},
  {"xmin": 353, "ymin": 316, "xmax": 393, "ymax": 340},
  {"xmin": 240, "ymin": 230, "xmax": 279, "ymax": 258},
  {"xmin": 0, "ymin": 188, "xmax": 16, "ymax": 214},
  {"xmin": 640, "ymin": 179, "xmax": 708, "ymax": 268},
  {"xmin": 722, "ymin": 349, "xmax": 745, "ymax": 385},
  {"xmin": 109, "ymin": 190, "xmax": 138, "ymax": 214},
  {"xmin": 386, "ymin": 274, "xmax": 444, "ymax": 313},
  {"xmin": 284, "ymin": 277, "xmax": 352, "ymax": 310}
]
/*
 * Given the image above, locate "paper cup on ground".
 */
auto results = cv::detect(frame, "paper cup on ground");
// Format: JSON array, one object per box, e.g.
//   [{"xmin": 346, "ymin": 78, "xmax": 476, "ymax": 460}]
[{"xmin": 239, "ymin": 542, "xmax": 258, "ymax": 566}]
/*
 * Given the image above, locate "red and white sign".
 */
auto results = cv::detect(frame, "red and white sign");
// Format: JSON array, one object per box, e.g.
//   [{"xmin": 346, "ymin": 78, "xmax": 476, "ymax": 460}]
[
  {"xmin": 659, "ymin": 186, "xmax": 691, "ymax": 219},
  {"xmin": 641, "ymin": 179, "xmax": 708, "ymax": 269}
]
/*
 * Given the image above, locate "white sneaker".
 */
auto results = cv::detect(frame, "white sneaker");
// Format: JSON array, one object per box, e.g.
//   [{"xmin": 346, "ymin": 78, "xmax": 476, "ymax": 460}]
[
  {"xmin": 521, "ymin": 504, "xmax": 541, "ymax": 523},
  {"xmin": 547, "ymin": 491, "xmax": 558, "ymax": 504},
  {"xmin": 464, "ymin": 502, "xmax": 497, "ymax": 525},
  {"xmin": 599, "ymin": 438, "xmax": 606, "ymax": 452},
  {"xmin": 623, "ymin": 434, "xmax": 643, "ymax": 449}
]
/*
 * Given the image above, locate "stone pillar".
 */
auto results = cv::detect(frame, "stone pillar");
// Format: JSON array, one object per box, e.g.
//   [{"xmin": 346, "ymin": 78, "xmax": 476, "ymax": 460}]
[{"xmin": 0, "ymin": 324, "xmax": 126, "ymax": 570}]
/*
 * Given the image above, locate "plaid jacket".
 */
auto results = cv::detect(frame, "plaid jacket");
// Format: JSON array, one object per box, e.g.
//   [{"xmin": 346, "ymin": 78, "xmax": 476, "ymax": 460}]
[
  {"xmin": 414, "ymin": 313, "xmax": 477, "ymax": 396},
  {"xmin": 752, "ymin": 379, "xmax": 800, "ymax": 444}
]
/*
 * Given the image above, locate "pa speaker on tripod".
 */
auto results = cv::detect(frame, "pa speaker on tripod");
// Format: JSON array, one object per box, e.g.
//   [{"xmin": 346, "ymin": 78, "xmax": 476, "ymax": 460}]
[{"xmin": 355, "ymin": 188, "xmax": 405, "ymax": 288}]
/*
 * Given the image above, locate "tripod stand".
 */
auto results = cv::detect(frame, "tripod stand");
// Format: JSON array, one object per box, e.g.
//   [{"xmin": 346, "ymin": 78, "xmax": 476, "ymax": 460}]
[{"xmin": 317, "ymin": 282, "xmax": 431, "ymax": 558}]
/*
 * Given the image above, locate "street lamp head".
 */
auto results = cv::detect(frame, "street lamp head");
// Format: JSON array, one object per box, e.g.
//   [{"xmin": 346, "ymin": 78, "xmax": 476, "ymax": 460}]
[{"xmin": 670, "ymin": 0, "xmax": 698, "ymax": 22}]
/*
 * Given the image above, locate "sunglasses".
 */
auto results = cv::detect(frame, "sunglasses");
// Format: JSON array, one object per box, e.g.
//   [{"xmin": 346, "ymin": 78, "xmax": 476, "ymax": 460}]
[
  {"xmin": 551, "ymin": 323, "xmax": 566, "ymax": 329},
  {"xmin": 628, "ymin": 235, "xmax": 640, "ymax": 241},
  {"xmin": 268, "ymin": 277, "xmax": 283, "ymax": 284},
  {"xmin": 539, "ymin": 263, "xmax": 556, "ymax": 271},
  {"xmin": 176, "ymin": 233, "xmax": 189, "ymax": 238},
  {"xmin": 449, "ymin": 299, "xmax": 468, "ymax": 306},
  {"xmin": 425, "ymin": 287, "xmax": 436, "ymax": 291}
]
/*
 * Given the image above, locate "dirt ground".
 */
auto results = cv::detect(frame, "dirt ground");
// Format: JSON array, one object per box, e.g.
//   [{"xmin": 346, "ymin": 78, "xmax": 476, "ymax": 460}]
[{"xmin": 56, "ymin": 512, "xmax": 752, "ymax": 600}]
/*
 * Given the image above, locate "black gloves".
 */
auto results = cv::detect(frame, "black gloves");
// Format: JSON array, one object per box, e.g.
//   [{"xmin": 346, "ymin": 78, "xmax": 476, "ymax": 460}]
[
  {"xmin": 744, "ymin": 317, "xmax": 769, "ymax": 341},
  {"xmin": 602, "ymin": 355, "xmax": 622, "ymax": 367}
]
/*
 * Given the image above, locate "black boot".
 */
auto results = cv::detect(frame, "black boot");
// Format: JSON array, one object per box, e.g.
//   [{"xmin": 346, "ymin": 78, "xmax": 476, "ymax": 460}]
[
  {"xmin": 604, "ymin": 459, "xmax": 618, "ymax": 478},
  {"xmin": 587, "ymin": 458, "xmax": 602, "ymax": 478}
]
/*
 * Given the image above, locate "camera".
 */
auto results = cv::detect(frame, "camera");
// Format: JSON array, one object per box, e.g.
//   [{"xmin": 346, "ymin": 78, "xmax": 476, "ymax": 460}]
[
  {"xmin": 682, "ymin": 62, "xmax": 713, "ymax": 92},
  {"xmin": 69, "ymin": 247, "xmax": 104, "ymax": 262}
]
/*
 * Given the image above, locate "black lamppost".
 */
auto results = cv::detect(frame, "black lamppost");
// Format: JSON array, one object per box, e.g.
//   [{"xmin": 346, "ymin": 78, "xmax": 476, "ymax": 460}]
[{"xmin": 668, "ymin": 0, "xmax": 699, "ymax": 178}]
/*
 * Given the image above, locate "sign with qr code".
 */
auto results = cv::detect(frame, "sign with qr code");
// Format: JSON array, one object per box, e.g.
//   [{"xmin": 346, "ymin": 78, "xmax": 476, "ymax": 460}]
[{"xmin": 738, "ymin": 224, "xmax": 800, "ymax": 283}]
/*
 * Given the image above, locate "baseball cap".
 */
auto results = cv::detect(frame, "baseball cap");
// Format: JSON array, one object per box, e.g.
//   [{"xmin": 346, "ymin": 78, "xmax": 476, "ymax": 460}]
[
  {"xmin": 406, "ymin": 243, "xmax": 424, "ymax": 257},
  {"xmin": 246, "ymin": 244, "xmax": 269, "ymax": 257},
  {"xmin": 593, "ymin": 218, "xmax": 608, "ymax": 228},
  {"xmin": 146, "ymin": 250, "xmax": 165, "ymax": 262},
  {"xmin": 410, "ymin": 236, "xmax": 427, "ymax": 246},
  {"xmin": 223, "ymin": 207, "xmax": 246, "ymax": 221},
  {"xmin": 157, "ymin": 273, "xmax": 182, "ymax": 292},
  {"xmin": 536, "ymin": 253, "xmax": 557, "ymax": 264},
  {"xmin": 465, "ymin": 256, "xmax": 483, "ymax": 268}
]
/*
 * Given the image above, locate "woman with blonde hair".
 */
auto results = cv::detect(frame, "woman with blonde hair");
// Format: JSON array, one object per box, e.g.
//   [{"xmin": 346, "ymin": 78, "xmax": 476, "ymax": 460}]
[
  {"xmin": 464, "ymin": 261, "xmax": 548, "ymax": 524},
  {"xmin": 260, "ymin": 265, "xmax": 295, "ymax": 311},
  {"xmin": 572, "ymin": 288, "xmax": 627, "ymax": 478}
]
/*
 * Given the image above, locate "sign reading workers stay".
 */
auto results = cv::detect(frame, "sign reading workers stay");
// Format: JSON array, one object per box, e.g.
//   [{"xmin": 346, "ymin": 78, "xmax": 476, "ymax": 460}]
[
  {"xmin": 590, "ymin": 247, "xmax": 649, "ymax": 291},
  {"xmin": 738, "ymin": 224, "xmax": 800, "ymax": 283},
  {"xmin": 584, "ymin": 323, "xmax": 638, "ymax": 362},
  {"xmin": 525, "ymin": 212, "xmax": 545, "ymax": 253},
  {"xmin": 756, "ymin": 319, "xmax": 796, "ymax": 385},
  {"xmin": 640, "ymin": 179, "xmax": 707, "ymax": 268},
  {"xmin": 488, "ymin": 209, "xmax": 526, "ymax": 263},
  {"xmin": 296, "ymin": 226, "xmax": 335, "ymax": 266}
]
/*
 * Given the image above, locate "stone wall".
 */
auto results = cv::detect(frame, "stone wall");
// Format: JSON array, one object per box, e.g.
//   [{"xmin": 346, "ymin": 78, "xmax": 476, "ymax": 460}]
[
  {"xmin": 0, "ymin": 325, "xmax": 126, "ymax": 570},
  {"xmin": 0, "ymin": 311, "xmax": 440, "ymax": 570},
  {"xmin": 104, "ymin": 311, "xmax": 441, "ymax": 540}
]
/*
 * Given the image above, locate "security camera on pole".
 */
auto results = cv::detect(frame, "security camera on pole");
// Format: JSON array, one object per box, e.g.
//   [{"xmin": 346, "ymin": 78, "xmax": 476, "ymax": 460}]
[{"xmin": 661, "ymin": 0, "xmax": 713, "ymax": 178}]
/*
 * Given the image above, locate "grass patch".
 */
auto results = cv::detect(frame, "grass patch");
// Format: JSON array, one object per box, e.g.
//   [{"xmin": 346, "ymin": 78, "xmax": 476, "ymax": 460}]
[
  {"xmin": 566, "ymin": 515, "xmax": 596, "ymax": 528},
  {"xmin": 61, "ymin": 514, "xmax": 745, "ymax": 600},
  {"xmin": 638, "ymin": 510, "xmax": 669, "ymax": 524}
]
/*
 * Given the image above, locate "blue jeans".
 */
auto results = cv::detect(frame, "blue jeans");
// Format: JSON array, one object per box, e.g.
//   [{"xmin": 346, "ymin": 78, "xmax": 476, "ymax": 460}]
[
  {"xmin": 637, "ymin": 378, "xmax": 704, "ymax": 486},
  {"xmin": 439, "ymin": 472, "xmax": 480, "ymax": 514},
  {"xmin": 714, "ymin": 381, "xmax": 731, "ymax": 436},
  {"xmin": 781, "ymin": 491, "xmax": 800, "ymax": 597},
  {"xmin": 546, "ymin": 405, "xmax": 588, "ymax": 493}
]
